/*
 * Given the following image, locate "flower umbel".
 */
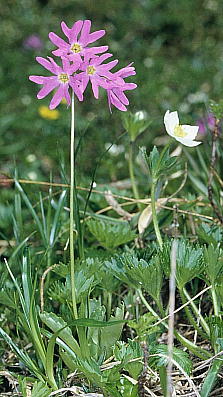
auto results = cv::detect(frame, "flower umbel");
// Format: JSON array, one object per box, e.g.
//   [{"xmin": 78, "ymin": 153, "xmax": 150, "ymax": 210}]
[
  {"xmin": 164, "ymin": 110, "xmax": 202, "ymax": 147},
  {"xmin": 29, "ymin": 20, "xmax": 137, "ymax": 111}
]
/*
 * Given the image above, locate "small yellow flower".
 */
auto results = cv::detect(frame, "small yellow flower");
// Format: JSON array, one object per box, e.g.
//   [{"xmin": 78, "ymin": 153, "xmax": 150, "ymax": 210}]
[{"xmin": 38, "ymin": 105, "xmax": 60, "ymax": 120}]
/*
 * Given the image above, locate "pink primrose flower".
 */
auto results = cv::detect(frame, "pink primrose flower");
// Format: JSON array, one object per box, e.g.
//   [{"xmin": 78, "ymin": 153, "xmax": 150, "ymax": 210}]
[
  {"xmin": 49, "ymin": 20, "xmax": 108, "ymax": 63},
  {"xmin": 106, "ymin": 64, "xmax": 137, "ymax": 112},
  {"xmin": 78, "ymin": 53, "xmax": 119, "ymax": 98},
  {"xmin": 29, "ymin": 56, "xmax": 83, "ymax": 109}
]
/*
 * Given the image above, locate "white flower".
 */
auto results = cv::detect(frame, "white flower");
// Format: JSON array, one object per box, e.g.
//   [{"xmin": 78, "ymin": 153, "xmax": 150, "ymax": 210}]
[{"xmin": 164, "ymin": 110, "xmax": 202, "ymax": 147}]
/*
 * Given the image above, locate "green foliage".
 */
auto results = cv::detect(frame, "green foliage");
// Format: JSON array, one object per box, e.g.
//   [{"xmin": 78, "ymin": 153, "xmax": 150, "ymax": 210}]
[
  {"xmin": 204, "ymin": 244, "xmax": 223, "ymax": 285},
  {"xmin": 105, "ymin": 251, "xmax": 163, "ymax": 304},
  {"xmin": 149, "ymin": 344, "xmax": 193, "ymax": 375},
  {"xmin": 209, "ymin": 100, "xmax": 223, "ymax": 120},
  {"xmin": 161, "ymin": 240, "xmax": 204, "ymax": 290},
  {"xmin": 87, "ymin": 218, "xmax": 136, "ymax": 250},
  {"xmin": 143, "ymin": 145, "xmax": 178, "ymax": 181},
  {"xmin": 128, "ymin": 312, "xmax": 160, "ymax": 341},
  {"xmin": 122, "ymin": 111, "xmax": 151, "ymax": 142}
]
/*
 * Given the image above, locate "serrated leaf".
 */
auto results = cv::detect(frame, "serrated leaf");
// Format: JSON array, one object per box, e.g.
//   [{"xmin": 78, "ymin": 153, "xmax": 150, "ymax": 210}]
[
  {"xmin": 87, "ymin": 219, "xmax": 136, "ymax": 250},
  {"xmin": 160, "ymin": 240, "xmax": 204, "ymax": 290},
  {"xmin": 204, "ymin": 245, "xmax": 223, "ymax": 284},
  {"xmin": 149, "ymin": 344, "xmax": 192, "ymax": 375},
  {"xmin": 31, "ymin": 381, "xmax": 51, "ymax": 397}
]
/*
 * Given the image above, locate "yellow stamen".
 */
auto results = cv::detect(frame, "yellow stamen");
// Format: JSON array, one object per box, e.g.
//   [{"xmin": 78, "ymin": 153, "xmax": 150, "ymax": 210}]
[
  {"xmin": 58, "ymin": 73, "xmax": 69, "ymax": 83},
  {"xmin": 70, "ymin": 43, "xmax": 82, "ymax": 53},
  {"xmin": 87, "ymin": 66, "xmax": 96, "ymax": 75},
  {"xmin": 174, "ymin": 124, "xmax": 187, "ymax": 138}
]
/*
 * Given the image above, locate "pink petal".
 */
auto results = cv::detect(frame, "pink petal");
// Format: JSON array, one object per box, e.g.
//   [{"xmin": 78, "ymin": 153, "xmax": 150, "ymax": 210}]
[
  {"xmin": 49, "ymin": 85, "xmax": 64, "ymax": 109},
  {"xmin": 70, "ymin": 20, "xmax": 84, "ymax": 42},
  {"xmin": 90, "ymin": 77, "xmax": 99, "ymax": 99},
  {"xmin": 36, "ymin": 57, "xmax": 56, "ymax": 74},
  {"xmin": 29, "ymin": 75, "xmax": 45, "ymax": 84},
  {"xmin": 79, "ymin": 20, "xmax": 91, "ymax": 45},
  {"xmin": 110, "ymin": 91, "xmax": 127, "ymax": 111},
  {"xmin": 61, "ymin": 57, "xmax": 71, "ymax": 73},
  {"xmin": 52, "ymin": 49, "xmax": 66, "ymax": 57},
  {"xmin": 84, "ymin": 45, "xmax": 109, "ymax": 57},
  {"xmin": 113, "ymin": 89, "xmax": 129, "ymax": 105},
  {"xmin": 97, "ymin": 59, "xmax": 118, "ymax": 72},
  {"xmin": 92, "ymin": 53, "xmax": 113, "ymax": 66},
  {"xmin": 63, "ymin": 85, "xmax": 71, "ymax": 105},
  {"xmin": 69, "ymin": 60, "xmax": 81, "ymax": 74},
  {"xmin": 87, "ymin": 30, "xmax": 106, "ymax": 44},
  {"xmin": 122, "ymin": 83, "xmax": 137, "ymax": 90},
  {"xmin": 67, "ymin": 53, "xmax": 82, "ymax": 64},
  {"xmin": 61, "ymin": 21, "xmax": 72, "ymax": 41},
  {"xmin": 49, "ymin": 32, "xmax": 69, "ymax": 49},
  {"xmin": 47, "ymin": 56, "xmax": 62, "ymax": 74},
  {"xmin": 37, "ymin": 78, "xmax": 59, "ymax": 99},
  {"xmin": 69, "ymin": 80, "xmax": 83, "ymax": 101}
]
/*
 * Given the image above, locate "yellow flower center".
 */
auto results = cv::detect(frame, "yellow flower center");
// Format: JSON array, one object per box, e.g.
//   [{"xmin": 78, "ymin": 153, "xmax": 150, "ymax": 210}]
[
  {"xmin": 70, "ymin": 43, "xmax": 82, "ymax": 53},
  {"xmin": 87, "ymin": 66, "xmax": 96, "ymax": 75},
  {"xmin": 174, "ymin": 124, "xmax": 187, "ymax": 138},
  {"xmin": 58, "ymin": 73, "xmax": 69, "ymax": 84}
]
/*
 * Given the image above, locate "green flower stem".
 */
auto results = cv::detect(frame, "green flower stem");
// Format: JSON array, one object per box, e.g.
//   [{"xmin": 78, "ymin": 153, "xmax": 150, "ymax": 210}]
[
  {"xmin": 151, "ymin": 179, "xmax": 163, "ymax": 250},
  {"xmin": 183, "ymin": 287, "xmax": 210, "ymax": 336},
  {"xmin": 128, "ymin": 141, "xmax": 142, "ymax": 210},
  {"xmin": 137, "ymin": 289, "xmax": 211, "ymax": 360},
  {"xmin": 70, "ymin": 92, "xmax": 78, "ymax": 320}
]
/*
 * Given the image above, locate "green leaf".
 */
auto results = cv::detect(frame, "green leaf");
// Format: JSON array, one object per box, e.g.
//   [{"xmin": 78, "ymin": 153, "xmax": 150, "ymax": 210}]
[
  {"xmin": 100, "ymin": 305, "xmax": 125, "ymax": 354},
  {"xmin": 149, "ymin": 344, "xmax": 192, "ymax": 375},
  {"xmin": 87, "ymin": 218, "xmax": 136, "ymax": 250},
  {"xmin": 40, "ymin": 312, "xmax": 81, "ymax": 356},
  {"xmin": 0, "ymin": 327, "xmax": 44, "ymax": 382},
  {"xmin": 204, "ymin": 245, "xmax": 223, "ymax": 284},
  {"xmin": 160, "ymin": 240, "xmax": 204, "ymax": 290},
  {"xmin": 31, "ymin": 381, "xmax": 51, "ymax": 397},
  {"xmin": 106, "ymin": 252, "xmax": 163, "ymax": 303}
]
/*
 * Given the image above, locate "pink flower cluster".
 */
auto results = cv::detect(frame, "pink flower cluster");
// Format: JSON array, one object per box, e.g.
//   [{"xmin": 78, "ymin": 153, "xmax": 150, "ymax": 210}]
[{"xmin": 29, "ymin": 20, "xmax": 137, "ymax": 111}]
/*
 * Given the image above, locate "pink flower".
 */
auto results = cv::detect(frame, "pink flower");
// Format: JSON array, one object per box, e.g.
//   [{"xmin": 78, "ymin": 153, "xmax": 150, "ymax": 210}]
[
  {"xmin": 29, "ymin": 56, "xmax": 83, "ymax": 109},
  {"xmin": 49, "ymin": 20, "xmax": 108, "ymax": 63},
  {"xmin": 106, "ymin": 64, "xmax": 137, "ymax": 112},
  {"xmin": 197, "ymin": 113, "xmax": 216, "ymax": 135},
  {"xmin": 23, "ymin": 34, "xmax": 43, "ymax": 50},
  {"xmin": 78, "ymin": 53, "xmax": 119, "ymax": 98}
]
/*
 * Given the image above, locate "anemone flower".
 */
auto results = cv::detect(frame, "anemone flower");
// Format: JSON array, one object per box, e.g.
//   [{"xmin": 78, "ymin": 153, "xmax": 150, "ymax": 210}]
[
  {"xmin": 164, "ymin": 110, "xmax": 202, "ymax": 147},
  {"xmin": 49, "ymin": 20, "xmax": 108, "ymax": 63},
  {"xmin": 29, "ymin": 56, "xmax": 83, "ymax": 109}
]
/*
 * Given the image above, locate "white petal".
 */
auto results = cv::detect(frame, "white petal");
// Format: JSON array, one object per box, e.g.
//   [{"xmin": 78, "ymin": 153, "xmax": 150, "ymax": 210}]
[
  {"xmin": 175, "ymin": 137, "xmax": 202, "ymax": 147},
  {"xmin": 164, "ymin": 110, "xmax": 179, "ymax": 137},
  {"xmin": 181, "ymin": 125, "xmax": 199, "ymax": 140}
]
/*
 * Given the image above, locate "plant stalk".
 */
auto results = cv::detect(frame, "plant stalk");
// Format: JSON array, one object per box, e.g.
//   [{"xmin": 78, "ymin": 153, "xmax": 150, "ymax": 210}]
[
  {"xmin": 151, "ymin": 180, "xmax": 163, "ymax": 249},
  {"xmin": 128, "ymin": 141, "xmax": 142, "ymax": 210},
  {"xmin": 70, "ymin": 92, "xmax": 78, "ymax": 320}
]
